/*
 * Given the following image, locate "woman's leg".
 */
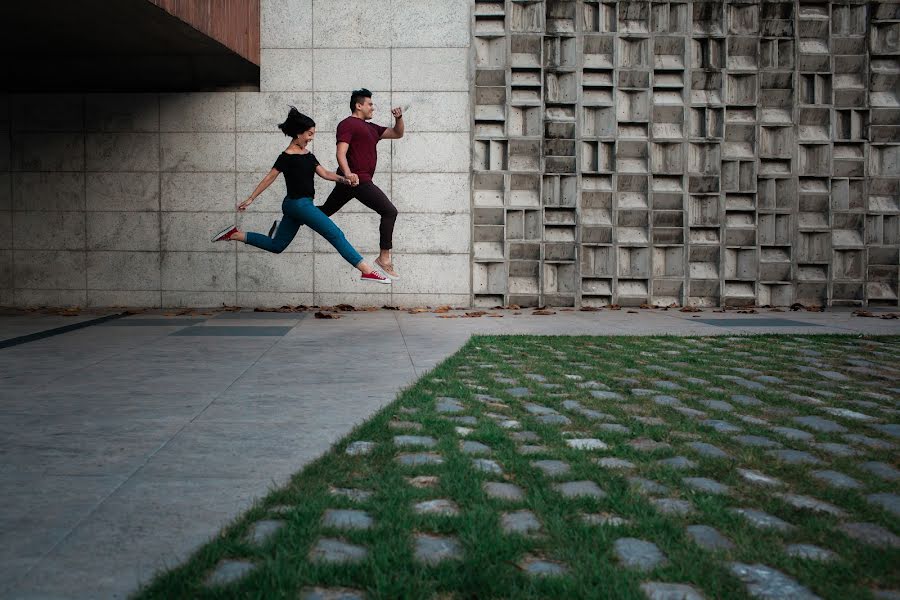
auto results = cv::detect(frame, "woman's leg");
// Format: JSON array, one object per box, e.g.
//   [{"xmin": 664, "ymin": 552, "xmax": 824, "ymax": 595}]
[
  {"xmin": 243, "ymin": 208, "xmax": 301, "ymax": 254},
  {"xmin": 294, "ymin": 200, "xmax": 366, "ymax": 268}
]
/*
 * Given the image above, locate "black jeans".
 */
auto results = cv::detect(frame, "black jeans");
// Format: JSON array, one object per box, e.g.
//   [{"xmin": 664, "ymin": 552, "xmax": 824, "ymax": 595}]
[{"xmin": 318, "ymin": 181, "xmax": 398, "ymax": 250}]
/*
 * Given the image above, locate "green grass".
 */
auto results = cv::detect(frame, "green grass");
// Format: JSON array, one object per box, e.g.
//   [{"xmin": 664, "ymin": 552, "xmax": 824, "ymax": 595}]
[{"xmin": 135, "ymin": 334, "xmax": 900, "ymax": 599}]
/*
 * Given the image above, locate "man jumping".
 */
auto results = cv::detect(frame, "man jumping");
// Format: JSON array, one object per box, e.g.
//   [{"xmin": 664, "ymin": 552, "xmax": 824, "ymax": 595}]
[{"xmin": 318, "ymin": 88, "xmax": 404, "ymax": 279}]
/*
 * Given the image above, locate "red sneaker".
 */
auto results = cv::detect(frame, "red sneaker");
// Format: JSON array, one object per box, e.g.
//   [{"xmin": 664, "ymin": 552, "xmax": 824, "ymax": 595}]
[
  {"xmin": 360, "ymin": 270, "xmax": 391, "ymax": 284},
  {"xmin": 211, "ymin": 226, "xmax": 238, "ymax": 242}
]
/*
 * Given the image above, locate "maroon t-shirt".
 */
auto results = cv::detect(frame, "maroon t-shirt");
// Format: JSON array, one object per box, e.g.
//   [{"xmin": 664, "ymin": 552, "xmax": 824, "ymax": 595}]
[{"xmin": 336, "ymin": 116, "xmax": 387, "ymax": 183}]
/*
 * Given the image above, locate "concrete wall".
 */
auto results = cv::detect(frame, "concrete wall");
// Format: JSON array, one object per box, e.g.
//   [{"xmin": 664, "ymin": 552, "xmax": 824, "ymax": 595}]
[{"xmin": 0, "ymin": 0, "xmax": 472, "ymax": 308}]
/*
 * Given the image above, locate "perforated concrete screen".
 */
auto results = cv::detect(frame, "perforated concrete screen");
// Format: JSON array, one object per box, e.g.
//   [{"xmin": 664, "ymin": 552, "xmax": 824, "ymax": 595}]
[{"xmin": 470, "ymin": 0, "xmax": 900, "ymax": 308}]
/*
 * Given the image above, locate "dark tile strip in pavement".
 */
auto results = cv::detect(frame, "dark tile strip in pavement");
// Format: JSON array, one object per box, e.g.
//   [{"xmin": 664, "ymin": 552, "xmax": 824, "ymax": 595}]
[
  {"xmin": 0, "ymin": 313, "xmax": 126, "ymax": 350},
  {"xmin": 170, "ymin": 326, "xmax": 294, "ymax": 337},
  {"xmin": 694, "ymin": 319, "xmax": 824, "ymax": 328}
]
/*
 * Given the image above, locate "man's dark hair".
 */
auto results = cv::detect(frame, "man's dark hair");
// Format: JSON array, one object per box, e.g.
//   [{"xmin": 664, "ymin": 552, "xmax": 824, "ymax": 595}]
[
  {"xmin": 350, "ymin": 88, "xmax": 372, "ymax": 113},
  {"xmin": 278, "ymin": 106, "xmax": 316, "ymax": 138}
]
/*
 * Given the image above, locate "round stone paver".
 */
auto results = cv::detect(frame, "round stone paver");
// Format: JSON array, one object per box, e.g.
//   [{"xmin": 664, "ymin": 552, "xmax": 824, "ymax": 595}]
[
  {"xmin": 414, "ymin": 499, "xmax": 460, "ymax": 517},
  {"xmin": 531, "ymin": 459, "xmax": 570, "ymax": 477},
  {"xmin": 736, "ymin": 469, "xmax": 783, "ymax": 487},
  {"xmin": 329, "ymin": 487, "xmax": 373, "ymax": 502},
  {"xmin": 538, "ymin": 414, "xmax": 572, "ymax": 425},
  {"xmin": 396, "ymin": 452, "xmax": 444, "ymax": 466},
  {"xmin": 640, "ymin": 582, "xmax": 705, "ymax": 600},
  {"xmin": 393, "ymin": 435, "xmax": 436, "ymax": 448},
  {"xmin": 629, "ymin": 476, "xmax": 670, "ymax": 496},
  {"xmin": 867, "ymin": 493, "xmax": 900, "ymax": 517},
  {"xmin": 656, "ymin": 456, "xmax": 698, "ymax": 470},
  {"xmin": 786, "ymin": 544, "xmax": 836, "ymax": 561},
  {"xmin": 501, "ymin": 510, "xmax": 542, "ymax": 535},
  {"xmin": 734, "ymin": 435, "xmax": 782, "ymax": 448},
  {"xmin": 683, "ymin": 477, "xmax": 730, "ymax": 495},
  {"xmin": 582, "ymin": 512, "xmax": 630, "ymax": 527},
  {"xmin": 765, "ymin": 449, "xmax": 822, "ymax": 465},
  {"xmin": 810, "ymin": 470, "xmax": 863, "ymax": 489},
  {"xmin": 775, "ymin": 493, "xmax": 845, "ymax": 517},
  {"xmin": 205, "ymin": 560, "xmax": 255, "ymax": 587},
  {"xmin": 309, "ymin": 538, "xmax": 368, "ymax": 564},
  {"xmin": 598, "ymin": 423, "xmax": 631, "ymax": 434},
  {"xmin": 731, "ymin": 508, "xmax": 794, "ymax": 531},
  {"xmin": 518, "ymin": 444, "xmax": 548, "ymax": 455},
  {"xmin": 596, "ymin": 457, "xmax": 637, "ymax": 470},
  {"xmin": 730, "ymin": 562, "xmax": 821, "ymax": 599},
  {"xmin": 860, "ymin": 461, "xmax": 900, "ymax": 481},
  {"xmin": 518, "ymin": 556, "xmax": 569, "ymax": 577},
  {"xmin": 413, "ymin": 533, "xmax": 462, "ymax": 564},
  {"xmin": 435, "ymin": 397, "xmax": 465, "ymax": 413},
  {"xmin": 771, "ymin": 426, "xmax": 814, "ymax": 441},
  {"xmin": 614, "ymin": 538, "xmax": 669, "ymax": 572},
  {"xmin": 565, "ymin": 438, "xmax": 609, "ymax": 450},
  {"xmin": 406, "ymin": 475, "xmax": 440, "ymax": 488},
  {"xmin": 592, "ymin": 390, "xmax": 625, "ymax": 401},
  {"xmin": 700, "ymin": 399, "xmax": 734, "ymax": 412},
  {"xmin": 686, "ymin": 524, "xmax": 735, "ymax": 551},
  {"xmin": 460, "ymin": 440, "xmax": 491, "ymax": 455},
  {"xmin": 702, "ymin": 419, "xmax": 741, "ymax": 433},
  {"xmin": 524, "ymin": 403, "xmax": 557, "ymax": 415},
  {"xmin": 505, "ymin": 387, "xmax": 532, "ymax": 398},
  {"xmin": 345, "ymin": 441, "xmax": 376, "ymax": 456},
  {"xmin": 511, "ymin": 431, "xmax": 540, "ymax": 442},
  {"xmin": 472, "ymin": 458, "xmax": 503, "ymax": 475},
  {"xmin": 554, "ymin": 480, "xmax": 606, "ymax": 499},
  {"xmin": 322, "ymin": 509, "xmax": 374, "ymax": 531},
  {"xmin": 629, "ymin": 438, "xmax": 672, "ymax": 452},
  {"xmin": 246, "ymin": 519, "xmax": 284, "ymax": 546},
  {"xmin": 299, "ymin": 587, "xmax": 366, "ymax": 600},
  {"xmin": 793, "ymin": 415, "xmax": 847, "ymax": 433},
  {"xmin": 687, "ymin": 442, "xmax": 730, "ymax": 459},
  {"xmin": 483, "ymin": 481, "xmax": 525, "ymax": 501}
]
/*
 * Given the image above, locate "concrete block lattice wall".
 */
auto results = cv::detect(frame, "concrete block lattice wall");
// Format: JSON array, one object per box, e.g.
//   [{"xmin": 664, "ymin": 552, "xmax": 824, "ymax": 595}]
[
  {"xmin": 0, "ymin": 0, "xmax": 472, "ymax": 308},
  {"xmin": 470, "ymin": 0, "xmax": 900, "ymax": 308}
]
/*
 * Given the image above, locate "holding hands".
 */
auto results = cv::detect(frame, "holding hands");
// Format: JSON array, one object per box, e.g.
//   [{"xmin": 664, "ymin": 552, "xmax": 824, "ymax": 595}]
[{"xmin": 344, "ymin": 173, "xmax": 360, "ymax": 187}]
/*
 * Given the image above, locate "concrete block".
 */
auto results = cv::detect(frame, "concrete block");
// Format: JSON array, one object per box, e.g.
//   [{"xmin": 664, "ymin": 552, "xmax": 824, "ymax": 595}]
[
  {"xmin": 261, "ymin": 0, "xmax": 312, "ymax": 48},
  {"xmin": 87, "ymin": 212, "xmax": 159, "ymax": 251},
  {"xmin": 161, "ymin": 290, "xmax": 237, "ymax": 307},
  {"xmin": 87, "ymin": 290, "xmax": 162, "ymax": 308},
  {"xmin": 237, "ymin": 211, "xmax": 314, "ymax": 252},
  {"xmin": 12, "ymin": 134, "xmax": 84, "ymax": 171},
  {"xmin": 86, "ymin": 134, "xmax": 160, "ymax": 172},
  {"xmin": 86, "ymin": 251, "xmax": 160, "ymax": 291},
  {"xmin": 312, "ymin": 213, "xmax": 381, "ymax": 254},
  {"xmin": 392, "ymin": 173, "xmax": 469, "ymax": 214},
  {"xmin": 391, "ymin": 0, "xmax": 469, "ymax": 48},
  {"xmin": 311, "ymin": 91, "xmax": 390, "ymax": 133},
  {"xmin": 13, "ymin": 212, "xmax": 85, "ymax": 251},
  {"xmin": 260, "ymin": 49, "xmax": 313, "ymax": 92},
  {"xmin": 162, "ymin": 212, "xmax": 236, "ymax": 253},
  {"xmin": 236, "ymin": 291, "xmax": 314, "ymax": 307},
  {"xmin": 236, "ymin": 92, "xmax": 313, "ymax": 133},
  {"xmin": 163, "ymin": 173, "xmax": 236, "ymax": 212},
  {"xmin": 313, "ymin": 252, "xmax": 385, "ymax": 292},
  {"xmin": 392, "ymin": 133, "xmax": 469, "ymax": 173},
  {"xmin": 0, "ymin": 173, "xmax": 9, "ymax": 211},
  {"xmin": 13, "ymin": 250, "xmax": 85, "ymax": 289},
  {"xmin": 312, "ymin": 49, "xmax": 391, "ymax": 92},
  {"xmin": 161, "ymin": 252, "xmax": 236, "ymax": 291},
  {"xmin": 0, "ymin": 213, "xmax": 10, "ymax": 249},
  {"xmin": 391, "ymin": 92, "xmax": 469, "ymax": 132},
  {"xmin": 237, "ymin": 133, "xmax": 289, "ymax": 172},
  {"xmin": 0, "ymin": 249, "xmax": 11, "ymax": 288},
  {"xmin": 312, "ymin": 0, "xmax": 391, "ymax": 48},
  {"xmin": 159, "ymin": 93, "xmax": 236, "ymax": 132},
  {"xmin": 11, "ymin": 94, "xmax": 83, "ymax": 131},
  {"xmin": 0, "ymin": 123, "xmax": 8, "ymax": 171},
  {"xmin": 313, "ymin": 291, "xmax": 389, "ymax": 306},
  {"xmin": 392, "ymin": 49, "xmax": 469, "ymax": 92},
  {"xmin": 86, "ymin": 173, "xmax": 159, "ymax": 212},
  {"xmin": 15, "ymin": 289, "xmax": 87, "ymax": 307},
  {"xmin": 237, "ymin": 251, "xmax": 314, "ymax": 292},
  {"xmin": 160, "ymin": 133, "xmax": 236, "ymax": 172},
  {"xmin": 393, "ymin": 214, "xmax": 471, "ymax": 253},
  {"xmin": 85, "ymin": 94, "xmax": 159, "ymax": 132},
  {"xmin": 11, "ymin": 173, "xmax": 85, "ymax": 211},
  {"xmin": 390, "ymin": 253, "xmax": 470, "ymax": 295}
]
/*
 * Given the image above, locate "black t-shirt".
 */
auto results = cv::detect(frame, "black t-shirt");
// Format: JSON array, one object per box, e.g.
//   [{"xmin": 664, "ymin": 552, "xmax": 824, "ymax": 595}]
[{"xmin": 272, "ymin": 152, "xmax": 320, "ymax": 199}]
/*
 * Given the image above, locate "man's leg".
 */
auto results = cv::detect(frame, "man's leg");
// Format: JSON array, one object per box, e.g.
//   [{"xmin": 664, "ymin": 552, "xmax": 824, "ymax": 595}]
[
  {"xmin": 317, "ymin": 183, "xmax": 355, "ymax": 218},
  {"xmin": 354, "ymin": 182, "xmax": 399, "ymax": 276}
]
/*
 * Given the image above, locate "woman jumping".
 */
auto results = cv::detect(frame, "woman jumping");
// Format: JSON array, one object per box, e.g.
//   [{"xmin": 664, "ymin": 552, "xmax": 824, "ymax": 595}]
[{"xmin": 211, "ymin": 107, "xmax": 391, "ymax": 284}]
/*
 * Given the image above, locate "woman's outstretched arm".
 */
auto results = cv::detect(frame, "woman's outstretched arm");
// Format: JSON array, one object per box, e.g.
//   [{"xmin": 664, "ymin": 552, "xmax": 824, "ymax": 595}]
[
  {"xmin": 238, "ymin": 168, "xmax": 280, "ymax": 211},
  {"xmin": 315, "ymin": 164, "xmax": 352, "ymax": 185}
]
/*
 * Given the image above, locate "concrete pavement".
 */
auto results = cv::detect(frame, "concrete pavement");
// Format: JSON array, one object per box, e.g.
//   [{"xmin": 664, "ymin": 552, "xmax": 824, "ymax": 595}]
[{"xmin": 1, "ymin": 307, "xmax": 898, "ymax": 598}]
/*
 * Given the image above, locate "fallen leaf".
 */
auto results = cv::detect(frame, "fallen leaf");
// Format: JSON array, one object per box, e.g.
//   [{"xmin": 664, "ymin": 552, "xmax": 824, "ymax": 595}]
[
  {"xmin": 407, "ymin": 307, "xmax": 430, "ymax": 314},
  {"xmin": 607, "ymin": 304, "xmax": 621, "ymax": 311},
  {"xmin": 881, "ymin": 313, "xmax": 899, "ymax": 319},
  {"xmin": 314, "ymin": 311, "xmax": 341, "ymax": 319},
  {"xmin": 853, "ymin": 309, "xmax": 875, "ymax": 317},
  {"xmin": 220, "ymin": 305, "xmax": 242, "ymax": 312},
  {"xmin": 486, "ymin": 314, "xmax": 503, "ymax": 318},
  {"xmin": 639, "ymin": 303, "xmax": 653, "ymax": 309},
  {"xmin": 464, "ymin": 311, "xmax": 487, "ymax": 317},
  {"xmin": 579, "ymin": 306, "xmax": 602, "ymax": 312},
  {"xmin": 382, "ymin": 305, "xmax": 400, "ymax": 310},
  {"xmin": 254, "ymin": 307, "xmax": 277, "ymax": 312},
  {"xmin": 334, "ymin": 304, "xmax": 356, "ymax": 312},
  {"xmin": 433, "ymin": 305, "xmax": 452, "ymax": 313},
  {"xmin": 627, "ymin": 310, "xmax": 638, "ymax": 314},
  {"xmin": 769, "ymin": 308, "xmax": 784, "ymax": 312},
  {"xmin": 507, "ymin": 304, "xmax": 521, "ymax": 310},
  {"xmin": 679, "ymin": 306, "xmax": 701, "ymax": 313},
  {"xmin": 561, "ymin": 308, "xmax": 575, "ymax": 312},
  {"xmin": 805, "ymin": 305, "xmax": 824, "ymax": 312},
  {"xmin": 737, "ymin": 309, "xmax": 758, "ymax": 314},
  {"xmin": 363, "ymin": 306, "xmax": 379, "ymax": 312},
  {"xmin": 789, "ymin": 303, "xmax": 805, "ymax": 311},
  {"xmin": 436, "ymin": 315, "xmax": 459, "ymax": 319},
  {"xmin": 532, "ymin": 310, "xmax": 556, "ymax": 315}
]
